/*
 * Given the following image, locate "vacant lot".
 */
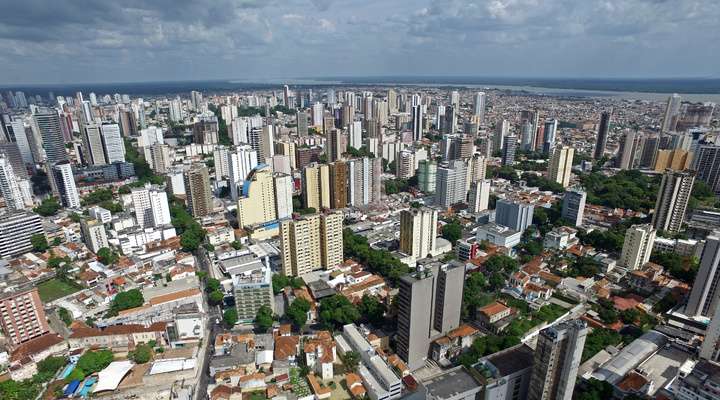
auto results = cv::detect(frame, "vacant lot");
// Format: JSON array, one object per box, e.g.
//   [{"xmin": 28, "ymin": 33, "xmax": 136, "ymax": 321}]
[{"xmin": 38, "ymin": 279, "xmax": 82, "ymax": 302}]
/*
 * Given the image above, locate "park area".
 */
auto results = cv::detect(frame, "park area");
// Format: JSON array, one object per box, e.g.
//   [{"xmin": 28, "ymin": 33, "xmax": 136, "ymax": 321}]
[{"xmin": 37, "ymin": 278, "xmax": 82, "ymax": 302}]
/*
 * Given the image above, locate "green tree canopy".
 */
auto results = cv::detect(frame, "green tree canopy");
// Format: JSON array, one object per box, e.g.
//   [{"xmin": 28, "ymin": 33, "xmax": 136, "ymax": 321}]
[
  {"xmin": 255, "ymin": 305, "xmax": 274, "ymax": 332},
  {"xmin": 223, "ymin": 308, "xmax": 238, "ymax": 328},
  {"xmin": 319, "ymin": 295, "xmax": 360, "ymax": 330},
  {"xmin": 286, "ymin": 297, "xmax": 311, "ymax": 328},
  {"xmin": 30, "ymin": 234, "xmax": 49, "ymax": 252}
]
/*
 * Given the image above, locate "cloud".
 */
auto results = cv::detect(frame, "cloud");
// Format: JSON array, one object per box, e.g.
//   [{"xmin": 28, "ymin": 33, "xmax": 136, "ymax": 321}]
[{"xmin": 0, "ymin": 0, "xmax": 717, "ymax": 84}]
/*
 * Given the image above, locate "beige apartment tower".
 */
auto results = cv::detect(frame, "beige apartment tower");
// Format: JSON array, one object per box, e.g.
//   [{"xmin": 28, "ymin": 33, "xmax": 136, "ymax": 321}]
[
  {"xmin": 652, "ymin": 169, "xmax": 695, "ymax": 233},
  {"xmin": 302, "ymin": 163, "xmax": 331, "ymax": 211},
  {"xmin": 280, "ymin": 211, "xmax": 344, "ymax": 276},
  {"xmin": 184, "ymin": 164, "xmax": 213, "ymax": 217},
  {"xmin": 528, "ymin": 320, "xmax": 587, "ymax": 400},
  {"xmin": 399, "ymin": 207, "xmax": 438, "ymax": 261},
  {"xmin": 619, "ymin": 224, "xmax": 656, "ymax": 270},
  {"xmin": 547, "ymin": 146, "xmax": 574, "ymax": 188},
  {"xmin": 237, "ymin": 165, "xmax": 277, "ymax": 228}
]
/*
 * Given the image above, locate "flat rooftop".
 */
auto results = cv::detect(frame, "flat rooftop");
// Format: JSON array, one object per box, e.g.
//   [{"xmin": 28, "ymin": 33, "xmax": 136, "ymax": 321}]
[
  {"xmin": 423, "ymin": 367, "xmax": 481, "ymax": 399},
  {"xmin": 483, "ymin": 344, "xmax": 534, "ymax": 376}
]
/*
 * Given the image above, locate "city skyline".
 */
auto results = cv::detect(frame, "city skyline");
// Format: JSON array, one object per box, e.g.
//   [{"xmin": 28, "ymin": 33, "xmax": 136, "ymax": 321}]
[{"xmin": 1, "ymin": 0, "xmax": 719, "ymax": 85}]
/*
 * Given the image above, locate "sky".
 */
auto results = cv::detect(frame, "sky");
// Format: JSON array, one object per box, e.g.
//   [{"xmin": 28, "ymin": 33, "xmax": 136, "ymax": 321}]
[{"xmin": 0, "ymin": 0, "xmax": 719, "ymax": 84}]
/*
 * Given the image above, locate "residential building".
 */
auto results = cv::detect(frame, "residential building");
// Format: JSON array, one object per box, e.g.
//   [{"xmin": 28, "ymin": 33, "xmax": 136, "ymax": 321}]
[
  {"xmin": 474, "ymin": 344, "xmax": 535, "ymax": 400},
  {"xmin": 228, "ymin": 145, "xmax": 258, "ymax": 200},
  {"xmin": 399, "ymin": 207, "xmax": 438, "ymax": 261},
  {"xmin": 0, "ymin": 211, "xmax": 44, "ymax": 258},
  {"xmin": 0, "ymin": 155, "xmax": 27, "ymax": 210},
  {"xmin": 396, "ymin": 262, "xmax": 465, "ymax": 370},
  {"xmin": 34, "ymin": 110, "xmax": 67, "ymax": 165},
  {"xmin": 82, "ymin": 123, "xmax": 106, "ymax": 165},
  {"xmin": 435, "ymin": 160, "xmax": 467, "ymax": 208},
  {"xmin": 144, "ymin": 143, "xmax": 171, "ymax": 174},
  {"xmin": 0, "ymin": 288, "xmax": 50, "ymax": 346},
  {"xmin": 469, "ymin": 180, "xmax": 491, "ymax": 213},
  {"xmin": 53, "ymin": 161, "xmax": 80, "ymax": 208},
  {"xmin": 593, "ymin": 111, "xmax": 611, "ymax": 160},
  {"xmin": 184, "ymin": 164, "xmax": 213, "ymax": 217},
  {"xmin": 528, "ymin": 320, "xmax": 587, "ymax": 400},
  {"xmin": 562, "ymin": 189, "xmax": 586, "ymax": 227},
  {"xmin": 274, "ymin": 173, "xmax": 294, "ymax": 220},
  {"xmin": 280, "ymin": 212, "xmax": 343, "ymax": 276},
  {"xmin": 694, "ymin": 145, "xmax": 720, "ymax": 194},
  {"xmin": 302, "ymin": 163, "xmax": 330, "ymax": 211},
  {"xmin": 237, "ymin": 165, "xmax": 277, "ymax": 229},
  {"xmin": 547, "ymin": 146, "xmax": 574, "ymax": 187},
  {"xmin": 131, "ymin": 186, "xmax": 171, "ymax": 228},
  {"xmin": 675, "ymin": 360, "xmax": 720, "ymax": 400},
  {"xmin": 495, "ymin": 199, "xmax": 534, "ymax": 232},
  {"xmin": 80, "ymin": 219, "xmax": 109, "ymax": 253},
  {"xmin": 418, "ymin": 160, "xmax": 437, "ymax": 193},
  {"xmin": 502, "ymin": 135, "xmax": 518, "ymax": 166},
  {"xmin": 476, "ymin": 223, "xmax": 522, "ymax": 249},
  {"xmin": 230, "ymin": 257, "xmax": 274, "ymax": 324},
  {"xmin": 685, "ymin": 232, "xmax": 720, "ymax": 318},
  {"xmin": 192, "ymin": 117, "xmax": 218, "ymax": 145},
  {"xmin": 619, "ymin": 224, "xmax": 656, "ymax": 270},
  {"xmin": 100, "ymin": 123, "xmax": 125, "ymax": 163},
  {"xmin": 329, "ymin": 161, "xmax": 348, "ymax": 209},
  {"xmin": 654, "ymin": 149, "xmax": 693, "ymax": 172},
  {"xmin": 652, "ymin": 169, "xmax": 695, "ymax": 233}
]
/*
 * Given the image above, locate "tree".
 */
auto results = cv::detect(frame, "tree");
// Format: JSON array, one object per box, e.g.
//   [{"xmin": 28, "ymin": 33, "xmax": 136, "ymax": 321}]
[
  {"xmin": 272, "ymin": 274, "xmax": 289, "ymax": 295},
  {"xmin": 231, "ymin": 240, "xmax": 243, "ymax": 250},
  {"xmin": 33, "ymin": 197, "xmax": 61, "ymax": 216},
  {"xmin": 30, "ymin": 234, "xmax": 49, "ymax": 252},
  {"xmin": 255, "ymin": 305, "xmax": 274, "ymax": 332},
  {"xmin": 58, "ymin": 307, "xmax": 72, "ymax": 326},
  {"xmin": 358, "ymin": 294, "xmax": 386, "ymax": 326},
  {"xmin": 208, "ymin": 290, "xmax": 224, "ymax": 305},
  {"xmin": 223, "ymin": 308, "xmax": 238, "ymax": 328},
  {"xmin": 484, "ymin": 255, "xmax": 519, "ymax": 274},
  {"xmin": 206, "ymin": 278, "xmax": 221, "ymax": 293},
  {"xmin": 96, "ymin": 247, "xmax": 119, "ymax": 265},
  {"xmin": 77, "ymin": 350, "xmax": 114, "ymax": 374},
  {"xmin": 340, "ymin": 351, "xmax": 360, "ymax": 373},
  {"xmin": 441, "ymin": 222, "xmax": 462, "ymax": 244},
  {"xmin": 129, "ymin": 344, "xmax": 152, "ymax": 364},
  {"xmin": 319, "ymin": 295, "xmax": 360, "ymax": 330},
  {"xmin": 286, "ymin": 298, "xmax": 311, "ymax": 328},
  {"xmin": 109, "ymin": 289, "xmax": 144, "ymax": 316}
]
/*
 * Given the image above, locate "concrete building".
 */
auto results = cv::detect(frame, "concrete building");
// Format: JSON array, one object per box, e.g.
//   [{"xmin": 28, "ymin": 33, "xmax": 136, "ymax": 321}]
[
  {"xmin": 34, "ymin": 110, "xmax": 68, "ymax": 165},
  {"xmin": 192, "ymin": 117, "xmax": 219, "ymax": 145},
  {"xmin": 396, "ymin": 262, "xmax": 465, "ymax": 370},
  {"xmin": 237, "ymin": 165, "xmax": 277, "ymax": 229},
  {"xmin": 474, "ymin": 344, "xmax": 535, "ymax": 400},
  {"xmin": 302, "ymin": 163, "xmax": 331, "ymax": 211},
  {"xmin": 184, "ymin": 164, "xmax": 213, "ymax": 217},
  {"xmin": 675, "ymin": 360, "xmax": 720, "ymax": 400},
  {"xmin": 396, "ymin": 150, "xmax": 415, "ymax": 179},
  {"xmin": 495, "ymin": 199, "xmax": 534, "ymax": 232},
  {"xmin": 0, "ymin": 155, "xmax": 27, "ymax": 210},
  {"xmin": 562, "ymin": 188, "xmax": 586, "ymax": 227},
  {"xmin": 469, "ymin": 180, "xmax": 491, "ymax": 213},
  {"xmin": 528, "ymin": 320, "xmax": 587, "ymax": 400},
  {"xmin": 330, "ymin": 161, "xmax": 348, "ymax": 209},
  {"xmin": 0, "ymin": 211, "xmax": 44, "ymax": 258},
  {"xmin": 593, "ymin": 111, "xmax": 611, "ymax": 160},
  {"xmin": 685, "ymin": 232, "xmax": 720, "ymax": 318},
  {"xmin": 694, "ymin": 145, "xmax": 720, "ymax": 194},
  {"xmin": 418, "ymin": 160, "xmax": 437, "ymax": 194},
  {"xmin": 652, "ymin": 169, "xmax": 695, "ymax": 233},
  {"xmin": 131, "ymin": 186, "xmax": 171, "ymax": 228},
  {"xmin": 274, "ymin": 173, "xmax": 294, "ymax": 220},
  {"xmin": 53, "ymin": 161, "xmax": 80, "ymax": 208},
  {"xmin": 436, "ymin": 160, "xmax": 467, "ymax": 208},
  {"xmin": 82, "ymin": 123, "xmax": 106, "ymax": 165},
  {"xmin": 228, "ymin": 145, "xmax": 258, "ymax": 200},
  {"xmin": 81, "ymin": 219, "xmax": 109, "ymax": 253},
  {"xmin": 619, "ymin": 224, "xmax": 656, "ymax": 270},
  {"xmin": 399, "ymin": 208, "xmax": 437, "ymax": 261},
  {"xmin": 0, "ymin": 288, "xmax": 50, "ymax": 346},
  {"xmin": 230, "ymin": 257, "xmax": 274, "ymax": 324},
  {"xmin": 100, "ymin": 123, "xmax": 125, "ymax": 163},
  {"xmin": 616, "ymin": 130, "xmax": 641, "ymax": 170},
  {"xmin": 280, "ymin": 212, "xmax": 343, "ymax": 276},
  {"xmin": 144, "ymin": 143, "xmax": 171, "ymax": 174},
  {"xmin": 547, "ymin": 146, "xmax": 574, "ymax": 188},
  {"xmin": 502, "ymin": 135, "xmax": 518, "ymax": 166},
  {"xmin": 476, "ymin": 223, "xmax": 522, "ymax": 249},
  {"xmin": 654, "ymin": 149, "xmax": 693, "ymax": 172}
]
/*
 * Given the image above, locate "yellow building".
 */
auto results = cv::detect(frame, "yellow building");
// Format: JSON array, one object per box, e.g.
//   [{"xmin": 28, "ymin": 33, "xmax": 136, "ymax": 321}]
[
  {"xmin": 280, "ymin": 211, "xmax": 344, "ymax": 276},
  {"xmin": 547, "ymin": 146, "xmax": 575, "ymax": 188},
  {"xmin": 654, "ymin": 149, "xmax": 692, "ymax": 172},
  {"xmin": 237, "ymin": 165, "xmax": 277, "ymax": 229},
  {"xmin": 302, "ymin": 163, "xmax": 331, "ymax": 211}
]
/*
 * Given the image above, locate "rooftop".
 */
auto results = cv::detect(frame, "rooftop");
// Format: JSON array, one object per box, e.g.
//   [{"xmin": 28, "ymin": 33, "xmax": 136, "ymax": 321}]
[{"xmin": 423, "ymin": 366, "xmax": 482, "ymax": 399}]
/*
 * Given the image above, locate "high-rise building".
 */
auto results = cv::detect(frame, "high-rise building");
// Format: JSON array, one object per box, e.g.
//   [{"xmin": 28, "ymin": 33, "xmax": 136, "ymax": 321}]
[
  {"xmin": 684, "ymin": 232, "xmax": 720, "ymax": 318},
  {"xmin": 417, "ymin": 160, "xmax": 437, "ymax": 193},
  {"xmin": 0, "ymin": 156, "xmax": 26, "ymax": 210},
  {"xmin": 131, "ymin": 186, "xmax": 171, "ymax": 228},
  {"xmin": 9, "ymin": 119, "xmax": 35, "ymax": 166},
  {"xmin": 193, "ymin": 117, "xmax": 219, "ymax": 145},
  {"xmin": 232, "ymin": 257, "xmax": 274, "ymax": 324},
  {"xmin": 34, "ymin": 110, "xmax": 67, "ymax": 165},
  {"xmin": 653, "ymin": 149, "xmax": 693, "ymax": 172},
  {"xmin": 435, "ymin": 160, "xmax": 467, "ymax": 208},
  {"xmin": 495, "ymin": 199, "xmax": 534, "ymax": 232},
  {"xmin": 616, "ymin": 130, "xmax": 641, "ymax": 170},
  {"xmin": 237, "ymin": 165, "xmax": 277, "ymax": 228},
  {"xmin": 701, "ymin": 296, "xmax": 720, "ymax": 362},
  {"xmin": 528, "ymin": 320, "xmax": 587, "ymax": 400},
  {"xmin": 676, "ymin": 102, "xmax": 716, "ymax": 132},
  {"xmin": 494, "ymin": 120, "xmax": 509, "ymax": 153},
  {"xmin": 80, "ymin": 219, "xmax": 109, "ymax": 253},
  {"xmin": 399, "ymin": 207, "xmax": 438, "ymax": 261},
  {"xmin": 274, "ymin": 173, "xmax": 293, "ymax": 220},
  {"xmin": 547, "ymin": 146, "xmax": 574, "ymax": 187},
  {"xmin": 473, "ymin": 92, "xmax": 486, "ymax": 121},
  {"xmin": 411, "ymin": 105, "xmax": 423, "ymax": 141},
  {"xmin": 562, "ymin": 189, "xmax": 586, "ymax": 227},
  {"xmin": 469, "ymin": 180, "xmax": 491, "ymax": 213},
  {"xmin": 652, "ymin": 169, "xmax": 695, "ymax": 233},
  {"xmin": 396, "ymin": 262, "xmax": 465, "ymax": 370},
  {"xmin": 295, "ymin": 110, "xmax": 308, "ymax": 137},
  {"xmin": 184, "ymin": 164, "xmax": 213, "ymax": 218},
  {"xmin": 396, "ymin": 149, "xmax": 415, "ymax": 179},
  {"xmin": 542, "ymin": 119, "xmax": 557, "ymax": 154},
  {"xmin": 258, "ymin": 125, "xmax": 274, "ymax": 163},
  {"xmin": 280, "ymin": 211, "xmax": 343, "ymax": 276},
  {"xmin": 82, "ymin": 123, "xmax": 106, "ymax": 165},
  {"xmin": 327, "ymin": 129, "xmax": 347, "ymax": 162},
  {"xmin": 502, "ymin": 135, "xmax": 517, "ymax": 166},
  {"xmin": 144, "ymin": 143, "xmax": 171, "ymax": 174},
  {"xmin": 593, "ymin": 111, "xmax": 611, "ymax": 160},
  {"xmin": 619, "ymin": 224, "xmax": 656, "ymax": 270},
  {"xmin": 302, "ymin": 163, "xmax": 331, "ymax": 211},
  {"xmin": 0, "ymin": 211, "xmax": 44, "ymax": 258},
  {"xmin": 53, "ymin": 161, "xmax": 80, "ymax": 208},
  {"xmin": 100, "ymin": 123, "xmax": 125, "ymax": 163},
  {"xmin": 694, "ymin": 145, "xmax": 720, "ymax": 194},
  {"xmin": 0, "ymin": 288, "xmax": 50, "ymax": 346},
  {"xmin": 661, "ymin": 94, "xmax": 682, "ymax": 132},
  {"xmin": 228, "ymin": 145, "xmax": 258, "ymax": 200},
  {"xmin": 329, "ymin": 161, "xmax": 348, "ymax": 209}
]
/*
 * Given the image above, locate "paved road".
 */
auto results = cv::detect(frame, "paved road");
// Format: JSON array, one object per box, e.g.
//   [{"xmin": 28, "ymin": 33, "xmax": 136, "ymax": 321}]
[{"xmin": 194, "ymin": 248, "xmax": 220, "ymax": 400}]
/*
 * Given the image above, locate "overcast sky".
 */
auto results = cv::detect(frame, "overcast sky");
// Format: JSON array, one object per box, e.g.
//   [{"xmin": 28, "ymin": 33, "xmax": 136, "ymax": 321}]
[{"xmin": 1, "ymin": 0, "xmax": 718, "ymax": 84}]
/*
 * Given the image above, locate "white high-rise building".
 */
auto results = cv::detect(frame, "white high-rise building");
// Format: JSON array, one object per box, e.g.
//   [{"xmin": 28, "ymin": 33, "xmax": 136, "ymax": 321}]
[
  {"xmin": 435, "ymin": 160, "xmax": 467, "ymax": 208},
  {"xmin": 399, "ymin": 207, "xmax": 438, "ymax": 261},
  {"xmin": 53, "ymin": 161, "xmax": 80, "ymax": 209},
  {"xmin": 494, "ymin": 120, "xmax": 509, "ymax": 152},
  {"xmin": 100, "ymin": 123, "xmax": 125, "ymax": 163},
  {"xmin": 473, "ymin": 92, "xmax": 486, "ymax": 120},
  {"xmin": 349, "ymin": 121, "xmax": 362, "ymax": 149},
  {"xmin": 312, "ymin": 102, "xmax": 324, "ymax": 126},
  {"xmin": 0, "ymin": 156, "xmax": 26, "ymax": 210},
  {"xmin": 231, "ymin": 117, "xmax": 249, "ymax": 145},
  {"xmin": 662, "ymin": 93, "xmax": 682, "ymax": 132},
  {"xmin": 80, "ymin": 219, "xmax": 109, "ymax": 253},
  {"xmin": 469, "ymin": 180, "xmax": 491, "ymax": 213},
  {"xmin": 274, "ymin": 174, "xmax": 294, "ymax": 219},
  {"xmin": 10, "ymin": 119, "xmax": 34, "ymax": 165},
  {"xmin": 684, "ymin": 232, "xmax": 720, "ymax": 318},
  {"xmin": 619, "ymin": 224, "xmax": 656, "ymax": 270},
  {"xmin": 138, "ymin": 126, "xmax": 164, "ymax": 147},
  {"xmin": 131, "ymin": 187, "xmax": 171, "ymax": 228},
  {"xmin": 228, "ymin": 145, "xmax": 259, "ymax": 200}
]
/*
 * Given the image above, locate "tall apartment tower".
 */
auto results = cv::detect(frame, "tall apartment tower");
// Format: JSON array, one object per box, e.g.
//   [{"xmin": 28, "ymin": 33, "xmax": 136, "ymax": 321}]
[
  {"xmin": 616, "ymin": 130, "xmax": 641, "ymax": 170},
  {"xmin": 82, "ymin": 123, "xmax": 106, "ymax": 165},
  {"xmin": 0, "ymin": 288, "xmax": 50, "ymax": 346},
  {"xmin": 237, "ymin": 165, "xmax": 277, "ymax": 228},
  {"xmin": 184, "ymin": 164, "xmax": 213, "ymax": 218},
  {"xmin": 562, "ymin": 188, "xmax": 587, "ymax": 227},
  {"xmin": 411, "ymin": 104, "xmax": 423, "ymax": 141},
  {"xmin": 417, "ymin": 160, "xmax": 437, "ymax": 194},
  {"xmin": 651, "ymin": 169, "xmax": 695, "ymax": 233},
  {"xmin": 542, "ymin": 119, "xmax": 557, "ymax": 154},
  {"xmin": 435, "ymin": 160, "xmax": 467, "ymax": 208},
  {"xmin": 0, "ymin": 211, "xmax": 44, "ymax": 258},
  {"xmin": 34, "ymin": 110, "xmax": 68, "ymax": 165},
  {"xmin": 469, "ymin": 180, "xmax": 491, "ymax": 213},
  {"xmin": 694, "ymin": 145, "xmax": 720, "ymax": 194},
  {"xmin": 0, "ymin": 155, "xmax": 26, "ymax": 210},
  {"xmin": 619, "ymin": 224, "xmax": 656, "ymax": 270},
  {"xmin": 396, "ymin": 262, "xmax": 465, "ymax": 370},
  {"xmin": 274, "ymin": 173, "xmax": 294, "ymax": 220},
  {"xmin": 399, "ymin": 208, "xmax": 438, "ymax": 261},
  {"xmin": 302, "ymin": 163, "xmax": 330, "ymax": 211},
  {"xmin": 329, "ymin": 161, "xmax": 348, "ymax": 209},
  {"xmin": 496, "ymin": 199, "xmax": 534, "ymax": 232},
  {"xmin": 280, "ymin": 211, "xmax": 343, "ymax": 276},
  {"xmin": 501, "ymin": 135, "xmax": 517, "ymax": 166},
  {"xmin": 473, "ymin": 92, "xmax": 486, "ymax": 120},
  {"xmin": 684, "ymin": 232, "xmax": 720, "ymax": 317},
  {"xmin": 493, "ymin": 120, "xmax": 509, "ymax": 153},
  {"xmin": 528, "ymin": 320, "xmax": 587, "ymax": 400},
  {"xmin": 53, "ymin": 161, "xmax": 80, "ymax": 209},
  {"xmin": 661, "ymin": 94, "xmax": 682, "ymax": 132},
  {"xmin": 131, "ymin": 186, "xmax": 171, "ymax": 228},
  {"xmin": 547, "ymin": 146, "xmax": 574, "ymax": 187},
  {"xmin": 593, "ymin": 111, "xmax": 611, "ymax": 160},
  {"xmin": 700, "ymin": 296, "xmax": 720, "ymax": 362},
  {"xmin": 100, "ymin": 123, "xmax": 125, "ymax": 163},
  {"xmin": 145, "ymin": 143, "xmax": 172, "ymax": 174},
  {"xmin": 80, "ymin": 219, "xmax": 109, "ymax": 253}
]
